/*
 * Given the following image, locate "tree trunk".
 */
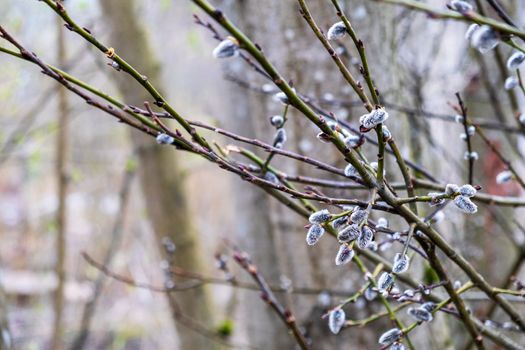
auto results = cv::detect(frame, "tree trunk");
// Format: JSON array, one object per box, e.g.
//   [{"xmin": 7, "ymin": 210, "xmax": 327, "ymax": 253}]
[{"xmin": 99, "ymin": 2, "xmax": 218, "ymax": 349}]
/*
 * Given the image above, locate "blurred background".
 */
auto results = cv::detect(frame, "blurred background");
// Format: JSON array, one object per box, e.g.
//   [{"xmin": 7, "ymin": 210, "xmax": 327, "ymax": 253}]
[{"xmin": 0, "ymin": 0, "xmax": 524, "ymax": 349}]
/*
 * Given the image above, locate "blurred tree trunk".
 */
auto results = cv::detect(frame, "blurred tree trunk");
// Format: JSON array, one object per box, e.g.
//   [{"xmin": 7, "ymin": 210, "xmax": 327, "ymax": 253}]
[
  {"xmin": 51, "ymin": 13, "xmax": 69, "ymax": 350},
  {"xmin": 99, "ymin": 2, "xmax": 218, "ymax": 349}
]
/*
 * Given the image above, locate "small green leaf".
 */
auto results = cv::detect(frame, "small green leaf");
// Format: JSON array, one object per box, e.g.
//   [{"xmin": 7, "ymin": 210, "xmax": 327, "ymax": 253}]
[
  {"xmin": 70, "ymin": 167, "xmax": 83, "ymax": 183},
  {"xmin": 126, "ymin": 158, "xmax": 138, "ymax": 172},
  {"xmin": 422, "ymin": 263, "xmax": 440, "ymax": 285},
  {"xmin": 216, "ymin": 319, "xmax": 234, "ymax": 337}
]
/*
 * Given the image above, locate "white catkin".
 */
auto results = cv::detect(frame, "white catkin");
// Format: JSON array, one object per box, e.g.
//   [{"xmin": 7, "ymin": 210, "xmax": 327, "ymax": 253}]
[
  {"xmin": 335, "ymin": 244, "xmax": 354, "ymax": 265},
  {"xmin": 328, "ymin": 309, "xmax": 346, "ymax": 334},
  {"xmin": 378, "ymin": 328, "xmax": 402, "ymax": 345},
  {"xmin": 421, "ymin": 302, "xmax": 436, "ymax": 312},
  {"xmin": 502, "ymin": 322, "xmax": 519, "ymax": 331},
  {"xmin": 273, "ymin": 92, "xmax": 290, "ymax": 105},
  {"xmin": 408, "ymin": 307, "xmax": 433, "ymax": 322},
  {"xmin": 327, "ymin": 21, "xmax": 347, "ymax": 40},
  {"xmin": 279, "ymin": 275, "xmax": 292, "ymax": 291},
  {"xmin": 306, "ymin": 224, "xmax": 325, "ymax": 245},
  {"xmin": 471, "ymin": 25, "xmax": 500, "ymax": 53},
  {"xmin": 354, "ymin": 5, "xmax": 367, "ymax": 20},
  {"xmin": 264, "ymin": 172, "xmax": 280, "ymax": 185},
  {"xmin": 377, "ymin": 272, "xmax": 394, "ymax": 293},
  {"xmin": 156, "ymin": 133, "xmax": 175, "ymax": 145},
  {"xmin": 270, "ymin": 115, "xmax": 284, "ymax": 128},
  {"xmin": 507, "ymin": 51, "xmax": 525, "ymax": 70},
  {"xmin": 465, "ymin": 23, "xmax": 479, "ymax": 41},
  {"xmin": 110, "ymin": 61, "xmax": 120, "ymax": 70},
  {"xmin": 335, "ymin": 47, "xmax": 346, "ymax": 56},
  {"xmin": 262, "ymin": 84, "xmax": 274, "ymax": 93},
  {"xmin": 392, "ymin": 253, "xmax": 410, "ymax": 274},
  {"xmin": 357, "ymin": 226, "xmax": 374, "ymax": 249},
  {"xmin": 380, "ymin": 241, "xmax": 392, "ymax": 252},
  {"xmin": 317, "ymin": 291, "xmax": 331, "ymax": 307},
  {"xmin": 364, "ymin": 286, "xmax": 378, "ymax": 301},
  {"xmin": 343, "ymin": 134, "xmax": 361, "ymax": 148},
  {"xmin": 212, "ymin": 38, "xmax": 238, "ymax": 58},
  {"xmin": 350, "ymin": 208, "xmax": 368, "ymax": 225},
  {"xmin": 324, "ymin": 93, "xmax": 335, "ymax": 102},
  {"xmin": 165, "ymin": 279, "xmax": 176, "ymax": 289},
  {"xmin": 344, "ymin": 164, "xmax": 360, "ymax": 178},
  {"xmin": 332, "ymin": 216, "xmax": 349, "ymax": 230},
  {"xmin": 464, "ymin": 151, "xmax": 479, "ymax": 160},
  {"xmin": 382, "ymin": 125, "xmax": 392, "ymax": 140},
  {"xmin": 360, "ymin": 108, "xmax": 389, "ymax": 129},
  {"xmin": 162, "ymin": 237, "xmax": 176, "ymax": 253},
  {"xmin": 496, "ymin": 170, "xmax": 513, "ymax": 184},
  {"xmin": 370, "ymin": 161, "xmax": 386, "ymax": 176},
  {"xmin": 391, "ymin": 343, "xmax": 406, "ymax": 350},
  {"xmin": 484, "ymin": 320, "xmax": 498, "ymax": 328},
  {"xmin": 445, "ymin": 183, "xmax": 459, "ymax": 195},
  {"xmin": 454, "ymin": 195, "xmax": 478, "ymax": 214},
  {"xmin": 403, "ymin": 289, "xmax": 415, "ymax": 298},
  {"xmin": 449, "ymin": 0, "xmax": 473, "ymax": 13},
  {"xmin": 337, "ymin": 224, "xmax": 360, "ymax": 242},
  {"xmin": 327, "ymin": 121, "xmax": 338, "ymax": 131},
  {"xmin": 376, "ymin": 217, "xmax": 389, "ymax": 229},
  {"xmin": 505, "ymin": 76, "xmax": 519, "ymax": 90},
  {"xmin": 273, "ymin": 128, "xmax": 287, "ymax": 148},
  {"xmin": 459, "ymin": 184, "xmax": 477, "ymax": 197},
  {"xmin": 309, "ymin": 209, "xmax": 332, "ymax": 224}
]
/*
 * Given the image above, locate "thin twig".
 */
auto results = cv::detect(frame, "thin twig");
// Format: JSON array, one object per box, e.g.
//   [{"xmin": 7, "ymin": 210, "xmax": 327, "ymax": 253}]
[
  {"xmin": 456, "ymin": 93, "xmax": 474, "ymax": 185},
  {"xmin": 231, "ymin": 249, "xmax": 311, "ymax": 350}
]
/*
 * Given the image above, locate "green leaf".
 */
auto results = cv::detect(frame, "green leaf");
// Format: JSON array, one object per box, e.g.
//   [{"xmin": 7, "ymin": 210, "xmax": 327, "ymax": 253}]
[
  {"xmin": 70, "ymin": 167, "xmax": 83, "ymax": 183},
  {"xmin": 422, "ymin": 263, "xmax": 440, "ymax": 285},
  {"xmin": 215, "ymin": 319, "xmax": 234, "ymax": 337},
  {"xmin": 125, "ymin": 158, "xmax": 138, "ymax": 172}
]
